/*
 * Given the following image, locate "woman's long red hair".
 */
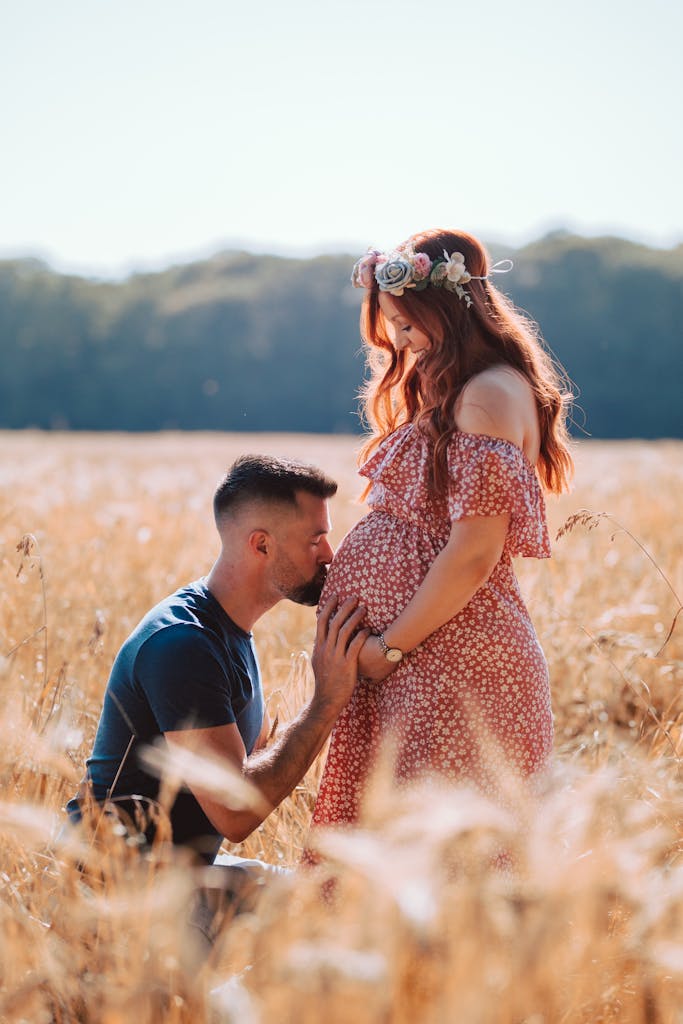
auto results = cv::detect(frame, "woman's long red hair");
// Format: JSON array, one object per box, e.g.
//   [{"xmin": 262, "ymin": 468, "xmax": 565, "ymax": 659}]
[{"xmin": 358, "ymin": 228, "xmax": 574, "ymax": 494}]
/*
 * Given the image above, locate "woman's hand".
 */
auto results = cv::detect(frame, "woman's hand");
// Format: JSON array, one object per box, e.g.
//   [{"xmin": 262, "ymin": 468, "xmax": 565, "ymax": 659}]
[{"xmin": 357, "ymin": 634, "xmax": 399, "ymax": 682}]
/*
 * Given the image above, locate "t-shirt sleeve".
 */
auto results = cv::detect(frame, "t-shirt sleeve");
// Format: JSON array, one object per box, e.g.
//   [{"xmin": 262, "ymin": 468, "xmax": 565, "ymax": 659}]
[
  {"xmin": 446, "ymin": 434, "xmax": 551, "ymax": 559},
  {"xmin": 135, "ymin": 625, "xmax": 238, "ymax": 733}
]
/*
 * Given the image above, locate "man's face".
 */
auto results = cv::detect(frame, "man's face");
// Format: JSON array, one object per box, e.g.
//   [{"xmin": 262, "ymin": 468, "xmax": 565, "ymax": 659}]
[{"xmin": 270, "ymin": 492, "xmax": 334, "ymax": 606}]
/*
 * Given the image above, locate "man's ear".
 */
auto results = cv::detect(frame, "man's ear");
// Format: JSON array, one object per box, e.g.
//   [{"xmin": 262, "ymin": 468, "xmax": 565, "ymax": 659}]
[{"xmin": 248, "ymin": 529, "xmax": 270, "ymax": 557}]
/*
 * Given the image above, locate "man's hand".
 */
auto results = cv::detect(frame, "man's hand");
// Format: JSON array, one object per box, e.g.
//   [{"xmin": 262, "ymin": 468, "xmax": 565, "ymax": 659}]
[
  {"xmin": 311, "ymin": 595, "xmax": 370, "ymax": 711},
  {"xmin": 165, "ymin": 595, "xmax": 370, "ymax": 846},
  {"xmin": 357, "ymin": 633, "xmax": 398, "ymax": 682}
]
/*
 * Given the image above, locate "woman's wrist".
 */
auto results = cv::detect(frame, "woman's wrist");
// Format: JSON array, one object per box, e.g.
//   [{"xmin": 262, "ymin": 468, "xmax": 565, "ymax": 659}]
[
  {"xmin": 382, "ymin": 616, "xmax": 430, "ymax": 657},
  {"xmin": 380, "ymin": 626, "xmax": 410, "ymax": 657}
]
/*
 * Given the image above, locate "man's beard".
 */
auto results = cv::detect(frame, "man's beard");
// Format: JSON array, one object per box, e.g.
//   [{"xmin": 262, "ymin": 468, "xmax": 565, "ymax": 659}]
[
  {"xmin": 286, "ymin": 564, "xmax": 328, "ymax": 606},
  {"xmin": 272, "ymin": 547, "xmax": 329, "ymax": 607}
]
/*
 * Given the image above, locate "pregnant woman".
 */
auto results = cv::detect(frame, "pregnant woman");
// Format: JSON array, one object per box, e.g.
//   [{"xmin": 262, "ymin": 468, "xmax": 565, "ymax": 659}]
[{"xmin": 308, "ymin": 228, "xmax": 573, "ymax": 833}]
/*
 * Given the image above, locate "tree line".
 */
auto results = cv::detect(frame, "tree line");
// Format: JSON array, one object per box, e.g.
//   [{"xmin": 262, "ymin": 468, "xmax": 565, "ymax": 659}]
[{"xmin": 1, "ymin": 231, "xmax": 681, "ymax": 437}]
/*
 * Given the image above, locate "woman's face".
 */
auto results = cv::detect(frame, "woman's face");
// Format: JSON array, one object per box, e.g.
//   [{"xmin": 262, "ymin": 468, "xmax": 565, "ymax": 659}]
[{"xmin": 377, "ymin": 292, "xmax": 431, "ymax": 358}]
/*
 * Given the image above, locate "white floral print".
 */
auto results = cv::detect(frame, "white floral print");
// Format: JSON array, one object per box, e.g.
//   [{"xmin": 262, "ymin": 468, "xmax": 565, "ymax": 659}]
[{"xmin": 307, "ymin": 424, "xmax": 553, "ymax": 833}]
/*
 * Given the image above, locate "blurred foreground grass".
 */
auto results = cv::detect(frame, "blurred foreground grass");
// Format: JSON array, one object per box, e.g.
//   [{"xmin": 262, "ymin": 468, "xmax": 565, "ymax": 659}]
[{"xmin": 0, "ymin": 432, "xmax": 681, "ymax": 1023}]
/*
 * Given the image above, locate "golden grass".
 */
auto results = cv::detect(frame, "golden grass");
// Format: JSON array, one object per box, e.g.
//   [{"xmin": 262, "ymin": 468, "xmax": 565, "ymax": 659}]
[{"xmin": 0, "ymin": 432, "xmax": 682, "ymax": 1023}]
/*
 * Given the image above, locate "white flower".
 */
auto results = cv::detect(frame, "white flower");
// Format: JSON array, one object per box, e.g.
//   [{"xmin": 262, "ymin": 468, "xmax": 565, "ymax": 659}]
[{"xmin": 443, "ymin": 250, "xmax": 469, "ymax": 285}]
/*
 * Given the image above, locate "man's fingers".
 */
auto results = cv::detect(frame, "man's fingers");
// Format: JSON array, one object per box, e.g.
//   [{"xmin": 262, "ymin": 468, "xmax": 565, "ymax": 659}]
[
  {"xmin": 347, "ymin": 627, "xmax": 372, "ymax": 659},
  {"xmin": 316, "ymin": 594, "xmax": 338, "ymax": 640},
  {"xmin": 325, "ymin": 595, "xmax": 359, "ymax": 642},
  {"xmin": 335, "ymin": 605, "xmax": 367, "ymax": 651}
]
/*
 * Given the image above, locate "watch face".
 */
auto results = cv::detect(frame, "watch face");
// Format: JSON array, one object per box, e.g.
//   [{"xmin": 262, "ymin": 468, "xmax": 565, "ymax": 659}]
[{"xmin": 386, "ymin": 648, "xmax": 403, "ymax": 663}]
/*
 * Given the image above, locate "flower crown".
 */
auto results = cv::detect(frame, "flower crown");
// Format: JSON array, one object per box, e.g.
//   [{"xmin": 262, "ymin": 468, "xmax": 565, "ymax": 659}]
[{"xmin": 351, "ymin": 245, "xmax": 513, "ymax": 308}]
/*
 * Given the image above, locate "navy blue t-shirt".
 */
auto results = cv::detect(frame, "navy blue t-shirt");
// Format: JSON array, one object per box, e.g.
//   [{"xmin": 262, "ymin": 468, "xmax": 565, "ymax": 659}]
[{"xmin": 67, "ymin": 579, "xmax": 264, "ymax": 862}]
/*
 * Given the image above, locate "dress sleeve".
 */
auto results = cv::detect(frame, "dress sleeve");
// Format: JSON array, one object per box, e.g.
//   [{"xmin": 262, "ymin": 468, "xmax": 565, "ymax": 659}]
[{"xmin": 446, "ymin": 433, "xmax": 551, "ymax": 558}]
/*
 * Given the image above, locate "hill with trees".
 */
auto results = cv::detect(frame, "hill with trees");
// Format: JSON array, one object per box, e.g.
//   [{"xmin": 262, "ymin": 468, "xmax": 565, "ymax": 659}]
[{"xmin": 1, "ymin": 232, "xmax": 681, "ymax": 437}]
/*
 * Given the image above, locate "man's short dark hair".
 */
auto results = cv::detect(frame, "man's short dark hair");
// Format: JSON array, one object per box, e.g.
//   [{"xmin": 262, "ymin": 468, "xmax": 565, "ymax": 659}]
[{"xmin": 214, "ymin": 455, "xmax": 338, "ymax": 524}]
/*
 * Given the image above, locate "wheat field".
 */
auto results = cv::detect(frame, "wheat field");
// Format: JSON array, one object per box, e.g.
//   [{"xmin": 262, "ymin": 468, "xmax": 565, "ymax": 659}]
[{"xmin": 0, "ymin": 431, "xmax": 682, "ymax": 1023}]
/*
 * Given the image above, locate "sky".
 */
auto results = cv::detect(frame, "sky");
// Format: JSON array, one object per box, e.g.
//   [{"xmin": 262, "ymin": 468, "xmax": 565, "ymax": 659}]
[{"xmin": 2, "ymin": 0, "xmax": 681, "ymax": 277}]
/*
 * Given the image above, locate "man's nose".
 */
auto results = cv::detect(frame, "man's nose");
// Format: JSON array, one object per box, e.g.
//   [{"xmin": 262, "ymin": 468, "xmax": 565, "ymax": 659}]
[{"xmin": 319, "ymin": 538, "xmax": 334, "ymax": 563}]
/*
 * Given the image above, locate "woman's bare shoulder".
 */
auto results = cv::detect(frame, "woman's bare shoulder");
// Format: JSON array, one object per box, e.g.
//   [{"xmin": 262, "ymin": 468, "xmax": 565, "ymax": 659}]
[{"xmin": 455, "ymin": 367, "xmax": 535, "ymax": 448}]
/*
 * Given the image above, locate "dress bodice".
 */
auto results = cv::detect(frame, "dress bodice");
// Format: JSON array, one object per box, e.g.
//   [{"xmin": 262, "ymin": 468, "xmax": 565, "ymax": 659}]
[{"xmin": 360, "ymin": 423, "xmax": 551, "ymax": 558}]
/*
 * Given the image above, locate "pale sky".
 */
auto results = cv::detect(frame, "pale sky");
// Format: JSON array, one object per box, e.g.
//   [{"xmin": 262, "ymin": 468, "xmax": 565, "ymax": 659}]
[{"xmin": 2, "ymin": 0, "xmax": 681, "ymax": 276}]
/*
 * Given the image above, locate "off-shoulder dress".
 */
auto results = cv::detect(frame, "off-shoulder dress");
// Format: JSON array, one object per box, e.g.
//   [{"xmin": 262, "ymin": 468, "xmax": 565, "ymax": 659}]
[{"xmin": 310, "ymin": 423, "xmax": 553, "ymax": 828}]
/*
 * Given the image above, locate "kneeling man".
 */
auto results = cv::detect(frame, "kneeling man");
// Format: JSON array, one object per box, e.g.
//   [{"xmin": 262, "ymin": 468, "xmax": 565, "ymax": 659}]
[{"xmin": 67, "ymin": 454, "xmax": 366, "ymax": 864}]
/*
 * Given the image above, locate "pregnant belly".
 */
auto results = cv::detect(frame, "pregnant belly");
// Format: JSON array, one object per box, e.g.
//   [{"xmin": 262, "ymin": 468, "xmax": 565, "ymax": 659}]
[{"xmin": 322, "ymin": 510, "xmax": 442, "ymax": 629}]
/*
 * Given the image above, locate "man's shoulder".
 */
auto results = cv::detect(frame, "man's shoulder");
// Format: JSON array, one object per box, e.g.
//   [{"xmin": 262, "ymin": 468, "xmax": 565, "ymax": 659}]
[
  {"xmin": 129, "ymin": 623, "xmax": 230, "ymax": 706},
  {"xmin": 138, "ymin": 620, "xmax": 215, "ymax": 658},
  {"xmin": 142, "ymin": 579, "xmax": 214, "ymax": 628},
  {"xmin": 131, "ymin": 580, "xmax": 241, "ymax": 647},
  {"xmin": 114, "ymin": 580, "xmax": 257, "ymax": 694},
  {"xmin": 135, "ymin": 617, "xmax": 254, "ymax": 682}
]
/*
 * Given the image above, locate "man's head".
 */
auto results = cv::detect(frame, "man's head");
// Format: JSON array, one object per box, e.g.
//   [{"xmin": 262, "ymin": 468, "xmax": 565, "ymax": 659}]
[{"xmin": 214, "ymin": 455, "xmax": 338, "ymax": 606}]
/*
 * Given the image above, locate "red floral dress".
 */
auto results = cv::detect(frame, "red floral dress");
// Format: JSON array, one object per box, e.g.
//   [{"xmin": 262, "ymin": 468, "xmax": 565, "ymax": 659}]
[{"xmin": 309, "ymin": 424, "xmax": 553, "ymax": 830}]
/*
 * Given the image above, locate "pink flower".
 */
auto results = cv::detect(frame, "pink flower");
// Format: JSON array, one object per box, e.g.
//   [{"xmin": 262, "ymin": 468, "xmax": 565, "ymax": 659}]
[
  {"xmin": 411, "ymin": 252, "xmax": 432, "ymax": 281},
  {"xmin": 351, "ymin": 249, "xmax": 382, "ymax": 289},
  {"xmin": 358, "ymin": 258, "xmax": 377, "ymax": 288}
]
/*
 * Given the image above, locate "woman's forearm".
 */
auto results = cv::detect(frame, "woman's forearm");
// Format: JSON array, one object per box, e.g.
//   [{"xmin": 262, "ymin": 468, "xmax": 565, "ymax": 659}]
[
  {"xmin": 383, "ymin": 549, "xmax": 492, "ymax": 653},
  {"xmin": 383, "ymin": 514, "xmax": 509, "ymax": 654}
]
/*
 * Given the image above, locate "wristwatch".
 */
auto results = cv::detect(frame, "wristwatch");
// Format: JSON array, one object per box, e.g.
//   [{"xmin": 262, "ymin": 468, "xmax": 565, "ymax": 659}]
[{"xmin": 377, "ymin": 632, "xmax": 404, "ymax": 664}]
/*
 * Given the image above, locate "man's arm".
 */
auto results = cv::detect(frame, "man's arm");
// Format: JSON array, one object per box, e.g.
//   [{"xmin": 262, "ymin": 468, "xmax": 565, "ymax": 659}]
[{"xmin": 165, "ymin": 596, "xmax": 368, "ymax": 843}]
